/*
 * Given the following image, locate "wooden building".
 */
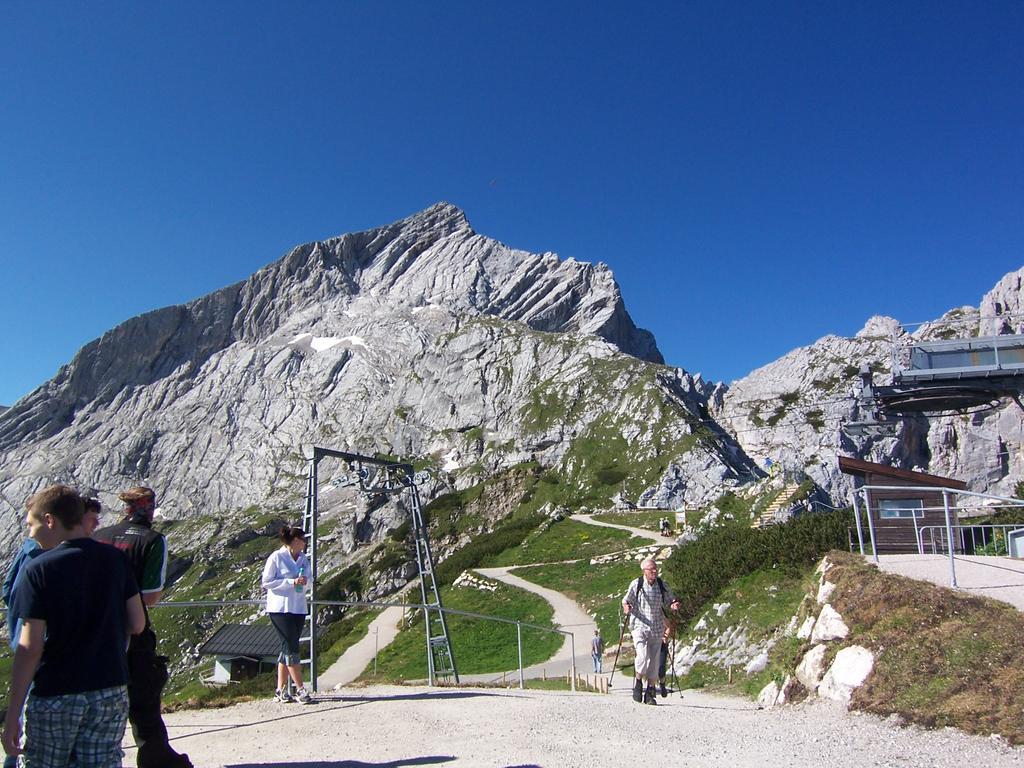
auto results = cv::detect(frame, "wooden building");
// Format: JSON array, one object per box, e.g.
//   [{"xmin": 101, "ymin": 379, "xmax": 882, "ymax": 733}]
[
  {"xmin": 838, "ymin": 457, "xmax": 967, "ymax": 554},
  {"xmin": 198, "ymin": 623, "xmax": 281, "ymax": 684}
]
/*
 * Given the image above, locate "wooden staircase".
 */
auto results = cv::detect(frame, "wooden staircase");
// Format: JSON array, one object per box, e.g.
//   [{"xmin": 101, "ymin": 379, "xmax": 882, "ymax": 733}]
[{"xmin": 752, "ymin": 483, "xmax": 802, "ymax": 528}]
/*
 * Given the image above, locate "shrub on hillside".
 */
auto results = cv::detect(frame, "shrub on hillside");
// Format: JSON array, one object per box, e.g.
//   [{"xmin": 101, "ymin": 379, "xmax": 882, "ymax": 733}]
[{"xmin": 661, "ymin": 509, "xmax": 850, "ymax": 624}]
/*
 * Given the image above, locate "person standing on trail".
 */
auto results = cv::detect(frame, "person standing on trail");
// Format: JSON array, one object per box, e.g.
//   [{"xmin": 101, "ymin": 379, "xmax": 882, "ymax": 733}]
[
  {"xmin": 622, "ymin": 557, "xmax": 680, "ymax": 705},
  {"xmin": 262, "ymin": 526, "xmax": 313, "ymax": 704},
  {"xmin": 591, "ymin": 629, "xmax": 605, "ymax": 673},
  {"xmin": 94, "ymin": 487, "xmax": 193, "ymax": 768}
]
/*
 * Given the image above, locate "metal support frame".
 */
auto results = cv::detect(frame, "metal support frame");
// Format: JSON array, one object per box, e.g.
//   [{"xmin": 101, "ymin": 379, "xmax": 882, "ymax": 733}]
[
  {"xmin": 851, "ymin": 487, "xmax": 866, "ymax": 556},
  {"xmin": 300, "ymin": 445, "xmax": 458, "ymax": 690},
  {"xmin": 863, "ymin": 487, "xmax": 879, "ymax": 564}
]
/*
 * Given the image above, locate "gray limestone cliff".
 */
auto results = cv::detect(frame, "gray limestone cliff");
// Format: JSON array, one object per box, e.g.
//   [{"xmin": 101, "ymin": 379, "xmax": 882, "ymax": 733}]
[
  {"xmin": 0, "ymin": 203, "xmax": 738, "ymax": 552},
  {"xmin": 1, "ymin": 203, "xmax": 1020, "ymax": 555}
]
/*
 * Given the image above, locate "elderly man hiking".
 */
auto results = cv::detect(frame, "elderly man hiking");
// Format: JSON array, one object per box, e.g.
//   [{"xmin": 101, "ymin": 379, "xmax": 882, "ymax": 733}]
[{"xmin": 622, "ymin": 557, "xmax": 680, "ymax": 705}]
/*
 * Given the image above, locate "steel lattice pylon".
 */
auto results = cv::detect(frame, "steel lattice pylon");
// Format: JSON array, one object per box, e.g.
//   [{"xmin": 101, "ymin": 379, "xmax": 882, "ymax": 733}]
[{"xmin": 299, "ymin": 446, "xmax": 457, "ymax": 690}]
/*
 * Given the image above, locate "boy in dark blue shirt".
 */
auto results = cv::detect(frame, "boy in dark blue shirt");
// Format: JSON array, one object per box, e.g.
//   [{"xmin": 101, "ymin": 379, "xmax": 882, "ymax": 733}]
[{"xmin": 1, "ymin": 485, "xmax": 145, "ymax": 767}]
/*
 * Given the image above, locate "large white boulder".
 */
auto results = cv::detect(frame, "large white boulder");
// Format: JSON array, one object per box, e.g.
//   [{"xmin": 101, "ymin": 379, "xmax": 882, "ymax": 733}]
[
  {"xmin": 795, "ymin": 644, "xmax": 828, "ymax": 691},
  {"xmin": 796, "ymin": 615, "xmax": 816, "ymax": 640},
  {"xmin": 818, "ymin": 645, "xmax": 875, "ymax": 703},
  {"xmin": 811, "ymin": 604, "xmax": 849, "ymax": 642},
  {"xmin": 745, "ymin": 651, "xmax": 769, "ymax": 674},
  {"xmin": 756, "ymin": 680, "xmax": 779, "ymax": 709},
  {"xmin": 816, "ymin": 580, "xmax": 836, "ymax": 605}
]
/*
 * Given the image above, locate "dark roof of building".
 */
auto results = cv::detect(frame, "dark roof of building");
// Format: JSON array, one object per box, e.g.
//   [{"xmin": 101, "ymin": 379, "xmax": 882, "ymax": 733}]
[
  {"xmin": 837, "ymin": 456, "xmax": 967, "ymax": 490},
  {"xmin": 198, "ymin": 623, "xmax": 281, "ymax": 658}
]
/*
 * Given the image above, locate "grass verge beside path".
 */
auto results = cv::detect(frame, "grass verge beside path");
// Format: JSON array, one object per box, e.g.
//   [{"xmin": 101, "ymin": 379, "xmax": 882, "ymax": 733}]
[
  {"xmin": 590, "ymin": 511, "xmax": 665, "ymax": 532},
  {"xmin": 316, "ymin": 608, "xmax": 378, "ymax": 671},
  {"xmin": 515, "ymin": 559, "xmax": 638, "ymax": 642},
  {"xmin": 827, "ymin": 550, "xmax": 1024, "ymax": 744},
  {"xmin": 484, "ymin": 518, "xmax": 637, "ymax": 568},
  {"xmin": 362, "ymin": 578, "xmax": 561, "ymax": 681}
]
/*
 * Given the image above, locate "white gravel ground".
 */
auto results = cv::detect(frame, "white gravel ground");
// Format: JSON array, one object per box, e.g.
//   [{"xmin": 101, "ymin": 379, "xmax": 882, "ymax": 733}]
[{"xmin": 145, "ymin": 685, "xmax": 1023, "ymax": 768}]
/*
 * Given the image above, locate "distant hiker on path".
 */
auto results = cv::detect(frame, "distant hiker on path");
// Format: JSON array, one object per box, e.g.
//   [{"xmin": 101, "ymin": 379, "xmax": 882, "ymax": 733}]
[
  {"xmin": 622, "ymin": 557, "xmax": 680, "ymax": 705},
  {"xmin": 3, "ymin": 485, "xmax": 145, "ymax": 767},
  {"xmin": 262, "ymin": 526, "xmax": 313, "ymax": 704},
  {"xmin": 591, "ymin": 629, "xmax": 605, "ymax": 673},
  {"xmin": 95, "ymin": 487, "xmax": 193, "ymax": 768}
]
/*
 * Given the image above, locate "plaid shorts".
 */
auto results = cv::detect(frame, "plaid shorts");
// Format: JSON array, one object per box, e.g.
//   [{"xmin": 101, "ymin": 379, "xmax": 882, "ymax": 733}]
[{"xmin": 20, "ymin": 685, "xmax": 128, "ymax": 768}]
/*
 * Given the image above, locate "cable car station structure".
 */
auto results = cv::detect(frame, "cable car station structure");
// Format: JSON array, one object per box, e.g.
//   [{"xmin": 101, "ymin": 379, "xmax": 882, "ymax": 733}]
[{"xmin": 848, "ymin": 333, "xmax": 1024, "ymax": 433}]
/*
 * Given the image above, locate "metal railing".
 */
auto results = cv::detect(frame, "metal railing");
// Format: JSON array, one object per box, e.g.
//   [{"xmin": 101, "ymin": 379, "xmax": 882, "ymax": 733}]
[
  {"xmin": 152, "ymin": 597, "xmax": 578, "ymax": 692},
  {"xmin": 850, "ymin": 484, "xmax": 1024, "ymax": 588},
  {"xmin": 917, "ymin": 524, "xmax": 1024, "ymax": 556}
]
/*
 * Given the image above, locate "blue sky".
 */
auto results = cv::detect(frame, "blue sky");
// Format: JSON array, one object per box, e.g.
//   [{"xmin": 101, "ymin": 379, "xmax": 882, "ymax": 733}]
[{"xmin": 1, "ymin": 2, "xmax": 1022, "ymax": 406}]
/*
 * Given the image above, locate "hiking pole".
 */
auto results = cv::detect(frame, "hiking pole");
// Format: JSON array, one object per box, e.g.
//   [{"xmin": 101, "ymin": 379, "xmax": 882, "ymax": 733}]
[
  {"xmin": 668, "ymin": 617, "xmax": 683, "ymax": 699},
  {"xmin": 607, "ymin": 612, "xmax": 630, "ymax": 689}
]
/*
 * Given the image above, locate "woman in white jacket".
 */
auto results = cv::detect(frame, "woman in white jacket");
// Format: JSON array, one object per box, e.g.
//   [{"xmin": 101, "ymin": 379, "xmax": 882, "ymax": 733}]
[{"xmin": 261, "ymin": 526, "xmax": 312, "ymax": 703}]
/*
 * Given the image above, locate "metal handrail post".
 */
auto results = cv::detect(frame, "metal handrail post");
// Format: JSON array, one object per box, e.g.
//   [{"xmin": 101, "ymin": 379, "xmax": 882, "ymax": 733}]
[
  {"xmin": 862, "ymin": 488, "xmax": 879, "ymax": 563},
  {"xmin": 425, "ymin": 605, "xmax": 435, "ymax": 686},
  {"xmin": 851, "ymin": 490, "xmax": 866, "ymax": 555},
  {"xmin": 309, "ymin": 457, "xmax": 319, "ymax": 692},
  {"xmin": 912, "ymin": 511, "xmax": 922, "ymax": 555},
  {"xmin": 517, "ymin": 622, "xmax": 524, "ymax": 689},
  {"xmin": 570, "ymin": 634, "xmax": 576, "ymax": 692},
  {"xmin": 942, "ymin": 491, "xmax": 958, "ymax": 588}
]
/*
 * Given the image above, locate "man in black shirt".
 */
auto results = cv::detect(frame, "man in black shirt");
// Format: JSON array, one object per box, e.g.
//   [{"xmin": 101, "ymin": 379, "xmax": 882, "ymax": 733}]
[
  {"xmin": 95, "ymin": 487, "xmax": 192, "ymax": 768},
  {"xmin": 2, "ymin": 484, "xmax": 145, "ymax": 767}
]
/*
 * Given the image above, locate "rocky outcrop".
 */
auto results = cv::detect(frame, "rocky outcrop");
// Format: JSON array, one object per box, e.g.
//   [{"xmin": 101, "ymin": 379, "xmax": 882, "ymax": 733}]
[{"xmin": 712, "ymin": 268, "xmax": 1024, "ymax": 506}]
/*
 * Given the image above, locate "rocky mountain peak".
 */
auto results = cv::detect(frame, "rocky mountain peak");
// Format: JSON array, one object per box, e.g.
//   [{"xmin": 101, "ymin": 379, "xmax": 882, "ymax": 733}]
[{"xmin": 980, "ymin": 266, "xmax": 1024, "ymax": 336}]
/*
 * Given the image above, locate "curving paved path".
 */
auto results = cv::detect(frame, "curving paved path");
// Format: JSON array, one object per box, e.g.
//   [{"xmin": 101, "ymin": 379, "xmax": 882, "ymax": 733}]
[
  {"xmin": 458, "ymin": 566, "xmax": 598, "ymax": 684},
  {"xmin": 317, "ymin": 605, "xmax": 406, "ymax": 689}
]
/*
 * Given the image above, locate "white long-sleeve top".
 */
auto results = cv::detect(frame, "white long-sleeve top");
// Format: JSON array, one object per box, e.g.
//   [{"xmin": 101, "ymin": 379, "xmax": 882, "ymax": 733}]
[{"xmin": 262, "ymin": 546, "xmax": 309, "ymax": 615}]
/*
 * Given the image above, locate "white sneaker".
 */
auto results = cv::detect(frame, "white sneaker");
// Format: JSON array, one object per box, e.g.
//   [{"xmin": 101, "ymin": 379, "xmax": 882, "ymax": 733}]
[
  {"xmin": 274, "ymin": 688, "xmax": 294, "ymax": 703},
  {"xmin": 295, "ymin": 687, "xmax": 313, "ymax": 704}
]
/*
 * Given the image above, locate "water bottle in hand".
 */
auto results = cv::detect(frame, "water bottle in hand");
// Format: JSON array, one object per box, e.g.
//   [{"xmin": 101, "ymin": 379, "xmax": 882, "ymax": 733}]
[{"xmin": 295, "ymin": 566, "xmax": 305, "ymax": 593}]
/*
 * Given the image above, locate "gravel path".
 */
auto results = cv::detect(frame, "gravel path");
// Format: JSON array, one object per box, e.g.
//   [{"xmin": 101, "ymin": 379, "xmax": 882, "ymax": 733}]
[
  {"xmin": 153, "ymin": 684, "xmax": 1023, "ymax": 767},
  {"xmin": 318, "ymin": 605, "xmax": 406, "ymax": 689},
  {"xmin": 459, "ymin": 567, "xmax": 597, "ymax": 684}
]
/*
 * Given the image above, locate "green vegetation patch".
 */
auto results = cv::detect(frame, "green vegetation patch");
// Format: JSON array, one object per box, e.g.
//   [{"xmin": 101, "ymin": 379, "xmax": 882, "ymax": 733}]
[
  {"xmin": 434, "ymin": 513, "xmax": 545, "ymax": 586},
  {"xmin": 485, "ymin": 518, "xmax": 637, "ymax": 567},
  {"xmin": 364, "ymin": 579, "xmax": 561, "ymax": 680},
  {"xmin": 164, "ymin": 670, "xmax": 278, "ymax": 711},
  {"xmin": 591, "ymin": 511, "xmax": 666, "ymax": 532},
  {"xmin": 661, "ymin": 509, "xmax": 850, "ymax": 626},
  {"xmin": 316, "ymin": 608, "xmax": 378, "ymax": 671},
  {"xmin": 675, "ymin": 567, "xmax": 812, "ymax": 696}
]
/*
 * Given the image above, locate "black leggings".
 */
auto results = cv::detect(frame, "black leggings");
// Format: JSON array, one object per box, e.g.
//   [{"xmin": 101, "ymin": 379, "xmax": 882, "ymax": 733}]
[{"xmin": 269, "ymin": 612, "xmax": 305, "ymax": 665}]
